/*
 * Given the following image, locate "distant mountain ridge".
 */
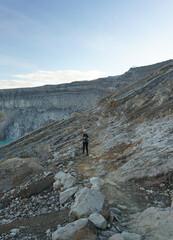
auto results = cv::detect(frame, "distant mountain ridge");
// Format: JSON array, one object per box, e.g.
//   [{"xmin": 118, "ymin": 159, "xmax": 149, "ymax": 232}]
[{"xmin": 0, "ymin": 59, "xmax": 173, "ymax": 140}]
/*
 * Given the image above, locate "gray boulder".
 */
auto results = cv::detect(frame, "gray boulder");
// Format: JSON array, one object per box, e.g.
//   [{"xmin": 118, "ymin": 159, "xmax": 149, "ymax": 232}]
[
  {"xmin": 127, "ymin": 207, "xmax": 173, "ymax": 240},
  {"xmin": 90, "ymin": 177, "xmax": 104, "ymax": 190},
  {"xmin": 54, "ymin": 171, "xmax": 76, "ymax": 190},
  {"xmin": 54, "ymin": 171, "xmax": 66, "ymax": 182},
  {"xmin": 60, "ymin": 187, "xmax": 78, "ymax": 205},
  {"xmin": 89, "ymin": 212, "xmax": 107, "ymax": 229},
  {"xmin": 63, "ymin": 173, "xmax": 76, "ymax": 190},
  {"xmin": 70, "ymin": 187, "xmax": 105, "ymax": 219},
  {"xmin": 52, "ymin": 218, "xmax": 88, "ymax": 240}
]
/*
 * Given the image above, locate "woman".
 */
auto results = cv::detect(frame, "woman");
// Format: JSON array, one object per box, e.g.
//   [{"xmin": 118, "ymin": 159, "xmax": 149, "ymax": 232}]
[{"xmin": 81, "ymin": 129, "xmax": 89, "ymax": 156}]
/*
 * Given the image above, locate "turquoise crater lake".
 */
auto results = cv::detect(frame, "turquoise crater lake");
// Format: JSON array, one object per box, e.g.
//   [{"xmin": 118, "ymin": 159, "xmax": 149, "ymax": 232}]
[{"xmin": 0, "ymin": 139, "xmax": 13, "ymax": 147}]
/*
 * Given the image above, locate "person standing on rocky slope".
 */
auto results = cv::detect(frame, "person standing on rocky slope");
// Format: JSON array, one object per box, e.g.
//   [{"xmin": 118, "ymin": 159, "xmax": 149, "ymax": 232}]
[{"xmin": 80, "ymin": 129, "xmax": 89, "ymax": 156}]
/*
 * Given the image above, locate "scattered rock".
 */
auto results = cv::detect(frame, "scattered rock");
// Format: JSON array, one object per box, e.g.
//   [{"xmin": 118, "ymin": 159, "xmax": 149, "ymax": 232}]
[
  {"xmin": 52, "ymin": 218, "xmax": 88, "ymax": 240},
  {"xmin": 89, "ymin": 212, "xmax": 107, "ymax": 229},
  {"xmin": 0, "ymin": 190, "xmax": 60, "ymax": 224}
]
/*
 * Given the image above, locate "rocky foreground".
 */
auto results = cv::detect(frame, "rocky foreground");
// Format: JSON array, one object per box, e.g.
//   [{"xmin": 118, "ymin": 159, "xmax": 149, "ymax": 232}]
[{"xmin": 0, "ymin": 64, "xmax": 173, "ymax": 239}]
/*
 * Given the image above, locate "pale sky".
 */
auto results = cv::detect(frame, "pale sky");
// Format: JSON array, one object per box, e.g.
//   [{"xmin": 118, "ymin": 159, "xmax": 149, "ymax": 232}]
[{"xmin": 0, "ymin": 0, "xmax": 173, "ymax": 89}]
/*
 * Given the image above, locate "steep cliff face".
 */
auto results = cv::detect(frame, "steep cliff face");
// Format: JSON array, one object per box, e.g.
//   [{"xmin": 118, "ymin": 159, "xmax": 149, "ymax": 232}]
[
  {"xmin": 0, "ymin": 59, "xmax": 172, "ymax": 140},
  {"xmin": 0, "ymin": 83, "xmax": 111, "ymax": 140}
]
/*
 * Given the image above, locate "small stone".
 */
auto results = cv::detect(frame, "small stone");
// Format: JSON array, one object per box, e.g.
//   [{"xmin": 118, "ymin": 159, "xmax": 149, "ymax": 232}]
[
  {"xmin": 10, "ymin": 189, "xmax": 15, "ymax": 194},
  {"xmin": 19, "ymin": 226, "xmax": 26, "ymax": 230},
  {"xmin": 57, "ymin": 224, "xmax": 62, "ymax": 229},
  {"xmin": 120, "ymin": 222, "xmax": 127, "ymax": 227},
  {"xmin": 54, "ymin": 152, "xmax": 60, "ymax": 158},
  {"xmin": 99, "ymin": 159, "xmax": 107, "ymax": 163},
  {"xmin": 53, "ymin": 180, "xmax": 61, "ymax": 190},
  {"xmin": 160, "ymin": 183, "xmax": 165, "ymax": 187},
  {"xmin": 46, "ymin": 229, "xmax": 51, "ymax": 235},
  {"xmin": 70, "ymin": 150, "xmax": 76, "ymax": 158},
  {"xmin": 10, "ymin": 228, "xmax": 19, "ymax": 237},
  {"xmin": 139, "ymin": 187, "xmax": 145, "ymax": 191},
  {"xmin": 44, "ymin": 171, "xmax": 52, "ymax": 177},
  {"xmin": 110, "ymin": 226, "xmax": 120, "ymax": 233},
  {"xmin": 117, "ymin": 204, "xmax": 127, "ymax": 210},
  {"xmin": 109, "ymin": 207, "xmax": 122, "ymax": 215},
  {"xmin": 101, "ymin": 231, "xmax": 115, "ymax": 238},
  {"xmin": 68, "ymin": 161, "xmax": 75, "ymax": 166}
]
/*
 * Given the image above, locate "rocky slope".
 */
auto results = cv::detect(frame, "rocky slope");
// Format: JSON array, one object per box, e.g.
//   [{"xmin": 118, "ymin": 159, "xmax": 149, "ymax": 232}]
[
  {"xmin": 0, "ymin": 63, "xmax": 173, "ymax": 240},
  {"xmin": 0, "ymin": 59, "xmax": 173, "ymax": 140}
]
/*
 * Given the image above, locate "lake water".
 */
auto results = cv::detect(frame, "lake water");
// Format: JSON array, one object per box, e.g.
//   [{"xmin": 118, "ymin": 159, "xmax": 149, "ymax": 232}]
[{"xmin": 0, "ymin": 139, "xmax": 13, "ymax": 147}]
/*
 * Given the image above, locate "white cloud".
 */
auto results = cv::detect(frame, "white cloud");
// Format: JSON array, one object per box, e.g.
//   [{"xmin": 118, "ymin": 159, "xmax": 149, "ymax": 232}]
[
  {"xmin": 13, "ymin": 70, "xmax": 107, "ymax": 84},
  {"xmin": 0, "ymin": 70, "xmax": 107, "ymax": 89},
  {"xmin": 0, "ymin": 79, "xmax": 41, "ymax": 89}
]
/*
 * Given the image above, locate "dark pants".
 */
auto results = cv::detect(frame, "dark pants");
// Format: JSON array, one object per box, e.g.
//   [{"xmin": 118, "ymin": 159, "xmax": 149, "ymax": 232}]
[{"xmin": 83, "ymin": 141, "xmax": 88, "ymax": 155}]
